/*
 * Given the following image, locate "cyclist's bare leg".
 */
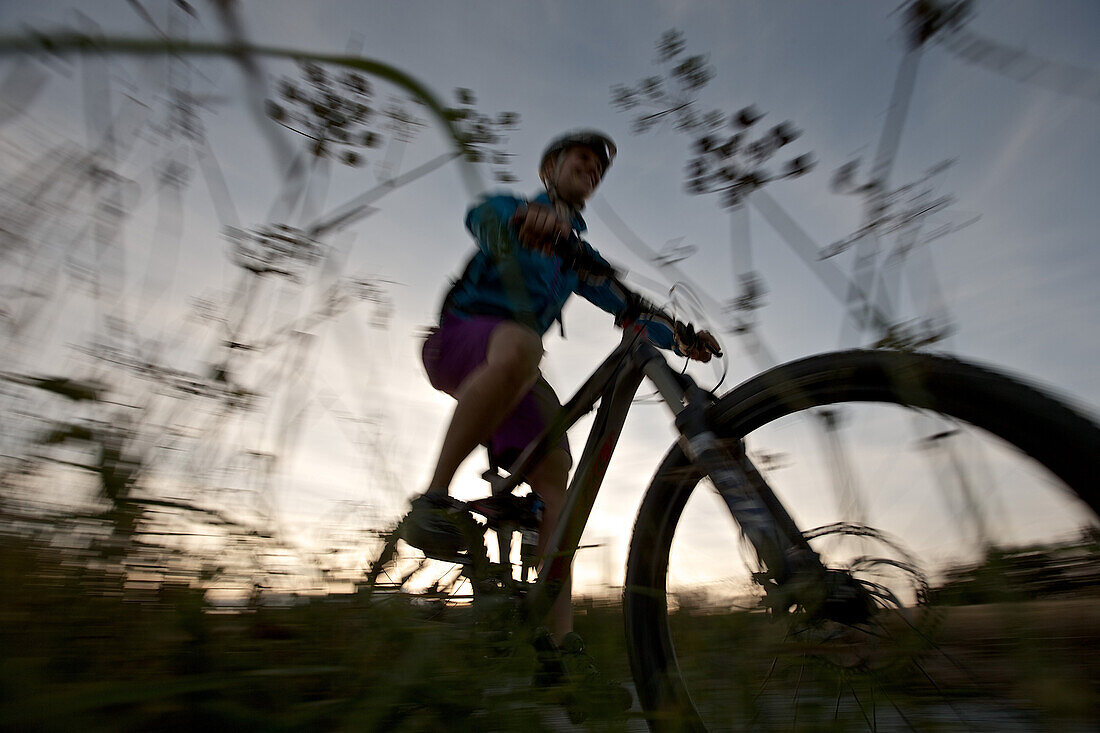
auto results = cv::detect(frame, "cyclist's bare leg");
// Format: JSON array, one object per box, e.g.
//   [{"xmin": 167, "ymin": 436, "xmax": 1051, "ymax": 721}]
[
  {"xmin": 529, "ymin": 447, "xmax": 572, "ymax": 640},
  {"xmin": 422, "ymin": 320, "xmax": 573, "ymax": 636},
  {"xmin": 426, "ymin": 321, "xmax": 543, "ymax": 494}
]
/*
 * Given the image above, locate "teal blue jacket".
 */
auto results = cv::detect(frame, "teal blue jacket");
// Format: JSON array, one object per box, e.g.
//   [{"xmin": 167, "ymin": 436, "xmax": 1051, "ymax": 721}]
[{"xmin": 442, "ymin": 191, "xmax": 677, "ymax": 351}]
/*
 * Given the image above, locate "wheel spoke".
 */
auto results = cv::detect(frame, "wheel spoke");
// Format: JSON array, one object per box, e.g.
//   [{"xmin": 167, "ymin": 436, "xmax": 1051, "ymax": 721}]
[
  {"xmin": 790, "ymin": 661, "xmax": 804, "ymax": 731},
  {"xmin": 911, "ymin": 657, "xmax": 972, "ymax": 729},
  {"xmin": 878, "ymin": 682, "xmax": 921, "ymax": 732},
  {"xmin": 833, "ymin": 672, "xmax": 844, "ymax": 721},
  {"xmin": 845, "ymin": 675, "xmax": 875, "ymax": 731}
]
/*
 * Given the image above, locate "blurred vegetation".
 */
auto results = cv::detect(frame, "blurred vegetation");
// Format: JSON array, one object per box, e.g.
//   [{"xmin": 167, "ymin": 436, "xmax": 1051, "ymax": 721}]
[
  {"xmin": 933, "ymin": 526, "xmax": 1100, "ymax": 604},
  {"xmin": 2, "ymin": 509, "xmax": 1097, "ymax": 729},
  {"xmin": 0, "ymin": 521, "xmax": 644, "ymax": 731}
]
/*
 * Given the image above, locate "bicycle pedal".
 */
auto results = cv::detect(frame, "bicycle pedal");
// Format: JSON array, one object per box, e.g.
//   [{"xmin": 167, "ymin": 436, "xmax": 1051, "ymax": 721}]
[{"xmin": 481, "ymin": 467, "xmax": 509, "ymax": 494}]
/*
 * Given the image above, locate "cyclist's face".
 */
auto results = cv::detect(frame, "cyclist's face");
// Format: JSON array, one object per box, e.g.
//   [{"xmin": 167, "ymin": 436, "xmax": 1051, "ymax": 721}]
[{"xmin": 551, "ymin": 145, "xmax": 603, "ymax": 205}]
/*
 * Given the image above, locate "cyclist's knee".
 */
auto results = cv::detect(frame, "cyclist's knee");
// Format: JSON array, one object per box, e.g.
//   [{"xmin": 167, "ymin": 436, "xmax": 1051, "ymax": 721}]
[
  {"xmin": 487, "ymin": 321, "xmax": 543, "ymax": 388},
  {"xmin": 546, "ymin": 447, "xmax": 572, "ymax": 477}
]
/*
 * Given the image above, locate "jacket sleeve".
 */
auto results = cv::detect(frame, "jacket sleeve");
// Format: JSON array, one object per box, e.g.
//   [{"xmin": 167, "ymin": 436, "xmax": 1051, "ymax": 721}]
[
  {"xmin": 465, "ymin": 195, "xmax": 521, "ymax": 258},
  {"xmin": 463, "ymin": 194, "xmax": 540, "ymax": 326},
  {"xmin": 572, "ymin": 240, "xmax": 681, "ymax": 353}
]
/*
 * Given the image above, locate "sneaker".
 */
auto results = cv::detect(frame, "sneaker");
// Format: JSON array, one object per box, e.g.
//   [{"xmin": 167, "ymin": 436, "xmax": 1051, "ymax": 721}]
[
  {"xmin": 531, "ymin": 628, "xmax": 633, "ymax": 722},
  {"xmin": 401, "ymin": 492, "xmax": 468, "ymax": 561}
]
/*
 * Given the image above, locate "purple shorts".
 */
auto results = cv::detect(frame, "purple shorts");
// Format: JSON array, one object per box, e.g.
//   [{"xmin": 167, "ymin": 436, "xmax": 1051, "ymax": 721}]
[{"xmin": 422, "ymin": 315, "xmax": 571, "ymax": 469}]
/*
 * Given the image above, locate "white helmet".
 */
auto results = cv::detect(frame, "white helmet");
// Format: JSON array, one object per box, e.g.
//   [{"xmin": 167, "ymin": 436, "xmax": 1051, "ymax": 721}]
[{"xmin": 539, "ymin": 130, "xmax": 617, "ymax": 177}]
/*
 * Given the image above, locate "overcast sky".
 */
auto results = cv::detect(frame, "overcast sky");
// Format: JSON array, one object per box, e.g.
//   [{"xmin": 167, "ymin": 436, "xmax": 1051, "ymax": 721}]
[{"xmin": 2, "ymin": 1, "xmax": 1098, "ymax": 592}]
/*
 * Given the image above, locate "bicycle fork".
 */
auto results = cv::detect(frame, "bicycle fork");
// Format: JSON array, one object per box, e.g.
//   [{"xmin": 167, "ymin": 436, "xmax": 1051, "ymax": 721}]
[{"xmin": 639, "ymin": 349, "xmax": 822, "ymax": 588}]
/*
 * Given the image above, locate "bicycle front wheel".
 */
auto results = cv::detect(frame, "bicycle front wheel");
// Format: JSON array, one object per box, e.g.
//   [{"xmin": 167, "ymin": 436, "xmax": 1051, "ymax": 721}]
[{"xmin": 625, "ymin": 349, "xmax": 1100, "ymax": 732}]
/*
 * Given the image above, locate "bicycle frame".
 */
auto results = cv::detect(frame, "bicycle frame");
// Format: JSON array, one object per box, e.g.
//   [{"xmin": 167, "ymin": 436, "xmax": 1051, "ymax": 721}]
[{"xmin": 482, "ymin": 321, "xmax": 817, "ymax": 631}]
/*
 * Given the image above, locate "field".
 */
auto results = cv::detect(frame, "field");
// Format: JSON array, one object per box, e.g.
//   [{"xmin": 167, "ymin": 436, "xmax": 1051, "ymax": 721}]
[{"xmin": 2, "ymin": 529, "xmax": 1097, "ymax": 731}]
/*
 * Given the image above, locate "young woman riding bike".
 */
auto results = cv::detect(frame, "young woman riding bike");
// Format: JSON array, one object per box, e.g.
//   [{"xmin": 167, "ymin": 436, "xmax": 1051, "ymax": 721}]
[{"xmin": 403, "ymin": 129, "xmax": 719, "ymax": 689}]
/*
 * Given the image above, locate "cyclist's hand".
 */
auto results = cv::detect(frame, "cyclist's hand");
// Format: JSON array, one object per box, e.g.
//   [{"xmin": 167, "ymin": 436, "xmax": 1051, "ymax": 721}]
[
  {"xmin": 512, "ymin": 203, "xmax": 572, "ymax": 254},
  {"xmin": 690, "ymin": 330, "xmax": 722, "ymax": 362},
  {"xmin": 677, "ymin": 326, "xmax": 723, "ymax": 363}
]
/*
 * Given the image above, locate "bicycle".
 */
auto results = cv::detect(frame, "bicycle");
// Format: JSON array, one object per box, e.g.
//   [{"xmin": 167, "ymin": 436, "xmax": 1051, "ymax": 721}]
[{"xmin": 363, "ymin": 237, "xmax": 1100, "ymax": 731}]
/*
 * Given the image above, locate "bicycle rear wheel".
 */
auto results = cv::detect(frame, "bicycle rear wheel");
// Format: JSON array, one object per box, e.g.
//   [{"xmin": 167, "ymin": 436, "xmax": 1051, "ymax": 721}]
[{"xmin": 625, "ymin": 349, "xmax": 1100, "ymax": 731}]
